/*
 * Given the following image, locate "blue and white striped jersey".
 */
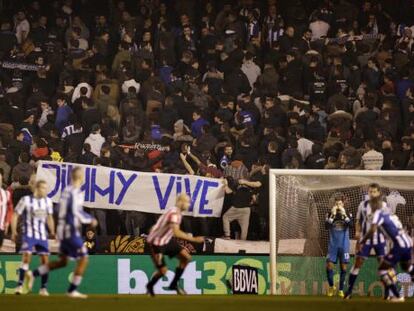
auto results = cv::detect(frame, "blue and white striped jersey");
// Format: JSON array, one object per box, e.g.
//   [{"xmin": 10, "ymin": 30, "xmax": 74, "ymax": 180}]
[
  {"xmin": 356, "ymin": 200, "xmax": 388, "ymax": 245},
  {"xmin": 372, "ymin": 209, "xmax": 413, "ymax": 249},
  {"xmin": 15, "ymin": 195, "xmax": 53, "ymax": 240},
  {"xmin": 57, "ymin": 185, "xmax": 93, "ymax": 240}
]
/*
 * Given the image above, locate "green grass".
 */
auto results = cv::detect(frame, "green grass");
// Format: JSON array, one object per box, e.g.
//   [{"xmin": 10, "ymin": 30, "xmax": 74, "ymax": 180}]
[{"xmin": 1, "ymin": 295, "xmax": 413, "ymax": 311}]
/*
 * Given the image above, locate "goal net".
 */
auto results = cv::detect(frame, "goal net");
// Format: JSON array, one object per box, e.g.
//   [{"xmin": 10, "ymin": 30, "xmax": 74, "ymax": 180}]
[{"xmin": 268, "ymin": 170, "xmax": 414, "ymax": 295}]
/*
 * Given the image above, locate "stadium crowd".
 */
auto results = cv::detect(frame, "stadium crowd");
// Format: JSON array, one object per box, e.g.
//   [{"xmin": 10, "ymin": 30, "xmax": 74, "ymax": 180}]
[{"xmin": 0, "ymin": 0, "xmax": 414, "ymax": 241}]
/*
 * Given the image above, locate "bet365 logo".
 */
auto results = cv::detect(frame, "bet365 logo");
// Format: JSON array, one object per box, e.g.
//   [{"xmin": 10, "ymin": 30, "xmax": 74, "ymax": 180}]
[{"xmin": 117, "ymin": 258, "xmax": 268, "ymax": 294}]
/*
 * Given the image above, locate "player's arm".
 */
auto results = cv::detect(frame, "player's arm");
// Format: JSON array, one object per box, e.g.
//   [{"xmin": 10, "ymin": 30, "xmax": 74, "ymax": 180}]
[
  {"xmin": 10, "ymin": 213, "xmax": 19, "ymax": 242},
  {"xmin": 354, "ymin": 203, "xmax": 363, "ymax": 239},
  {"xmin": 75, "ymin": 208, "xmax": 98, "ymax": 227},
  {"xmin": 326, "ymin": 203, "xmax": 338, "ymax": 226},
  {"xmin": 11, "ymin": 198, "xmax": 25, "ymax": 242},
  {"xmin": 46, "ymin": 199, "xmax": 55, "ymax": 238},
  {"xmin": 71, "ymin": 192, "xmax": 98, "ymax": 227},
  {"xmin": 170, "ymin": 223, "xmax": 204, "ymax": 243},
  {"xmin": 4, "ymin": 191, "xmax": 13, "ymax": 234},
  {"xmin": 47, "ymin": 215, "xmax": 55, "ymax": 238}
]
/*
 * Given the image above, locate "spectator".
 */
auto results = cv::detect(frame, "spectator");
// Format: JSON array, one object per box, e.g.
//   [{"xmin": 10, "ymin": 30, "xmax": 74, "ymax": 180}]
[
  {"xmin": 222, "ymin": 178, "xmax": 253, "ymax": 240},
  {"xmin": 306, "ymin": 143, "xmax": 327, "ymax": 169},
  {"xmin": 79, "ymin": 143, "xmax": 96, "ymax": 165},
  {"xmin": 0, "ymin": 152, "xmax": 11, "ymax": 185},
  {"xmin": 82, "ymin": 98, "xmax": 101, "ymax": 135},
  {"xmin": 84, "ymin": 124, "xmax": 105, "ymax": 157},
  {"xmin": 296, "ymin": 128, "xmax": 314, "ymax": 162},
  {"xmin": 11, "ymin": 153, "xmax": 33, "ymax": 183},
  {"xmin": 309, "ymin": 12, "xmax": 330, "ymax": 40},
  {"xmin": 55, "ymin": 96, "xmax": 73, "ymax": 133},
  {"xmin": 224, "ymin": 155, "xmax": 249, "ymax": 183},
  {"xmin": 14, "ymin": 11, "xmax": 30, "ymax": 44},
  {"xmin": 191, "ymin": 109, "xmax": 209, "ymax": 138},
  {"xmin": 361, "ymin": 140, "xmax": 384, "ymax": 170},
  {"xmin": 241, "ymin": 52, "xmax": 261, "ymax": 89}
]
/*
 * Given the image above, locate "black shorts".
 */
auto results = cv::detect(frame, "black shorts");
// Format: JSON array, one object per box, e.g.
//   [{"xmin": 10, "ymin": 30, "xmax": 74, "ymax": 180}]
[
  {"xmin": 0, "ymin": 230, "xmax": 4, "ymax": 248},
  {"xmin": 150, "ymin": 239, "xmax": 183, "ymax": 268}
]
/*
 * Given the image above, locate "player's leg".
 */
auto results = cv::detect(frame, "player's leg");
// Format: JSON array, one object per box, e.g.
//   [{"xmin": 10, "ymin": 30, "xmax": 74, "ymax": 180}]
[
  {"xmin": 67, "ymin": 255, "xmax": 88, "ymax": 295},
  {"xmin": 337, "ymin": 248, "xmax": 349, "ymax": 298},
  {"xmin": 338, "ymin": 262, "xmax": 347, "ymax": 297},
  {"xmin": 325, "ymin": 261, "xmax": 335, "ymax": 296},
  {"xmin": 48, "ymin": 255, "xmax": 69, "ymax": 270},
  {"xmin": 38, "ymin": 255, "xmax": 49, "ymax": 295},
  {"xmin": 16, "ymin": 251, "xmax": 32, "ymax": 294},
  {"xmin": 16, "ymin": 237, "xmax": 36, "ymax": 294},
  {"xmin": 408, "ymin": 262, "xmax": 414, "ymax": 282},
  {"xmin": 325, "ymin": 246, "xmax": 337, "ymax": 296},
  {"xmin": 168, "ymin": 248, "xmax": 191, "ymax": 293},
  {"xmin": 374, "ymin": 243, "xmax": 387, "ymax": 298},
  {"xmin": 399, "ymin": 260, "xmax": 414, "ymax": 297},
  {"xmin": 147, "ymin": 246, "xmax": 167, "ymax": 296},
  {"xmin": 344, "ymin": 255, "xmax": 365, "ymax": 298},
  {"xmin": 32, "ymin": 240, "xmax": 51, "ymax": 295},
  {"xmin": 66, "ymin": 240, "xmax": 90, "ymax": 298},
  {"xmin": 28, "ymin": 253, "xmax": 69, "ymax": 293}
]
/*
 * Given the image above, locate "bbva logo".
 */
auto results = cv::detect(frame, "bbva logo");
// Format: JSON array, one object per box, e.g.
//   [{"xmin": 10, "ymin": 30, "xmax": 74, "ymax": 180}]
[{"xmin": 232, "ymin": 265, "xmax": 258, "ymax": 294}]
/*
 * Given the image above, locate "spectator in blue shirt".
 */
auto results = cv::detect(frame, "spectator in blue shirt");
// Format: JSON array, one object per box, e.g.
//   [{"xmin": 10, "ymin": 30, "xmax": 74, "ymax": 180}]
[
  {"xmin": 191, "ymin": 109, "xmax": 209, "ymax": 138},
  {"xmin": 55, "ymin": 96, "xmax": 73, "ymax": 133}
]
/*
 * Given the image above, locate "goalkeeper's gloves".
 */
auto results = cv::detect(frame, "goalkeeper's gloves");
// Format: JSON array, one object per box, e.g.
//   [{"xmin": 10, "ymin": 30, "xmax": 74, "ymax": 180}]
[{"xmin": 337, "ymin": 206, "xmax": 346, "ymax": 216}]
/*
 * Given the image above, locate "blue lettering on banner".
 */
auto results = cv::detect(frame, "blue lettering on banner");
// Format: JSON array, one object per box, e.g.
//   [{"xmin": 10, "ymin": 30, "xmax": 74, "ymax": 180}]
[
  {"xmin": 42, "ymin": 163, "xmax": 138, "ymax": 206},
  {"xmin": 81, "ymin": 167, "xmax": 91, "ymax": 201},
  {"xmin": 90, "ymin": 169, "xmax": 115, "ymax": 204},
  {"xmin": 152, "ymin": 176, "xmax": 219, "ymax": 215},
  {"xmin": 199, "ymin": 180, "xmax": 219, "ymax": 215},
  {"xmin": 184, "ymin": 178, "xmax": 202, "ymax": 212},
  {"xmin": 39, "ymin": 162, "xmax": 223, "ymax": 216},
  {"xmin": 152, "ymin": 176, "xmax": 175, "ymax": 210},
  {"xmin": 115, "ymin": 172, "xmax": 137, "ymax": 205},
  {"xmin": 42, "ymin": 163, "xmax": 61, "ymax": 197}
]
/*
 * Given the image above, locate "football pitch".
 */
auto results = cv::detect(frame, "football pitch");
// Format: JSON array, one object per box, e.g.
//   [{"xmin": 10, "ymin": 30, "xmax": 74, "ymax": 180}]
[{"xmin": 1, "ymin": 295, "xmax": 413, "ymax": 311}]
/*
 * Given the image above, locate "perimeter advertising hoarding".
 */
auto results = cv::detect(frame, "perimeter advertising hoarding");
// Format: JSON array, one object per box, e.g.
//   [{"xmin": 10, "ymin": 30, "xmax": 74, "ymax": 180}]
[{"xmin": 0, "ymin": 255, "xmax": 395, "ymax": 296}]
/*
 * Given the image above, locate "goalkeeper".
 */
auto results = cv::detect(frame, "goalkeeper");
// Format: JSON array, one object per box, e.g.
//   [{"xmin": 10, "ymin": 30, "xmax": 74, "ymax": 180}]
[{"xmin": 325, "ymin": 194, "xmax": 352, "ymax": 298}]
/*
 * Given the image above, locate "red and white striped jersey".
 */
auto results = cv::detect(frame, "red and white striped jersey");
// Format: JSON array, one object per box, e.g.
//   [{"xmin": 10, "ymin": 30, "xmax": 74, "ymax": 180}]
[
  {"xmin": 0, "ymin": 188, "xmax": 13, "ymax": 231},
  {"xmin": 147, "ymin": 206, "xmax": 182, "ymax": 246}
]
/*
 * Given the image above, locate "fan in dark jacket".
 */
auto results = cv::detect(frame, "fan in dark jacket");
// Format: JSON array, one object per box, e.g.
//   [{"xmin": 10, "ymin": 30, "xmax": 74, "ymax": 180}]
[{"xmin": 306, "ymin": 144, "xmax": 326, "ymax": 169}]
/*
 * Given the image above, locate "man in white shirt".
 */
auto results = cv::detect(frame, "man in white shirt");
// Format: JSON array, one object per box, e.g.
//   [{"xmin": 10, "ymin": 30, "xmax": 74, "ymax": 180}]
[
  {"xmin": 14, "ymin": 11, "xmax": 30, "ymax": 44},
  {"xmin": 71, "ymin": 82, "xmax": 93, "ymax": 103},
  {"xmin": 241, "ymin": 52, "xmax": 261, "ymax": 90},
  {"xmin": 84, "ymin": 124, "xmax": 105, "ymax": 157},
  {"xmin": 361, "ymin": 141, "xmax": 383, "ymax": 170},
  {"xmin": 309, "ymin": 14, "xmax": 330, "ymax": 41},
  {"xmin": 296, "ymin": 129, "xmax": 314, "ymax": 161}
]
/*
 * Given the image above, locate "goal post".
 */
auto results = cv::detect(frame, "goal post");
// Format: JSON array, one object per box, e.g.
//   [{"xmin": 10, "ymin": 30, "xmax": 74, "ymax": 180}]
[{"xmin": 268, "ymin": 169, "xmax": 414, "ymax": 295}]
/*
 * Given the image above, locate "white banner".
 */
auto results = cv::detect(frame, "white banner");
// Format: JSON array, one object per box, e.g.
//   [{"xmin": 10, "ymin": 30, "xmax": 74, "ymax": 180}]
[{"xmin": 36, "ymin": 161, "xmax": 225, "ymax": 217}]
